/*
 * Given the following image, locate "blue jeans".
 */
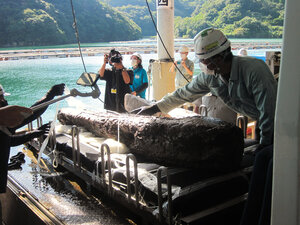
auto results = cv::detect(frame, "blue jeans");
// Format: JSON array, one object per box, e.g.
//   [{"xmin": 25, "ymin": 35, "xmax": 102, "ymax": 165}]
[{"xmin": 240, "ymin": 145, "xmax": 273, "ymax": 225}]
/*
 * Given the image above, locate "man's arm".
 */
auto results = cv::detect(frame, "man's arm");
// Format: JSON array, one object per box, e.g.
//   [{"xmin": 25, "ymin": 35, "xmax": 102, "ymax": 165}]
[
  {"xmin": 169, "ymin": 62, "xmax": 177, "ymax": 73},
  {"xmin": 134, "ymin": 69, "xmax": 149, "ymax": 95},
  {"xmin": 157, "ymin": 73, "xmax": 211, "ymax": 113},
  {"xmin": 182, "ymin": 60, "xmax": 193, "ymax": 76},
  {"xmin": 10, "ymin": 123, "xmax": 50, "ymax": 146},
  {"xmin": 135, "ymin": 83, "xmax": 148, "ymax": 95},
  {"xmin": 12, "ymin": 84, "xmax": 65, "ymax": 131},
  {"xmin": 99, "ymin": 54, "xmax": 108, "ymax": 77},
  {"xmin": 121, "ymin": 69, "xmax": 131, "ymax": 84},
  {"xmin": 114, "ymin": 62, "xmax": 131, "ymax": 84}
]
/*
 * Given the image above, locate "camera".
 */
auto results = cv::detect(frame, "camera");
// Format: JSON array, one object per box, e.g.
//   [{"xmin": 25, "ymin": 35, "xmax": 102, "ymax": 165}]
[{"xmin": 108, "ymin": 49, "xmax": 122, "ymax": 63}]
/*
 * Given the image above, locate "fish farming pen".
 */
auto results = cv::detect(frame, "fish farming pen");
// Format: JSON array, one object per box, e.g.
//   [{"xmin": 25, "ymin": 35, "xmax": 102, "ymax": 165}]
[{"xmin": 0, "ymin": 40, "xmax": 281, "ymax": 61}]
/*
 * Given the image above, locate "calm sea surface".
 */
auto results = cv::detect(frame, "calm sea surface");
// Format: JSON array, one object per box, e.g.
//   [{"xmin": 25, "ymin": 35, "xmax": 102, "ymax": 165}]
[{"xmin": 0, "ymin": 41, "xmax": 280, "ymax": 124}]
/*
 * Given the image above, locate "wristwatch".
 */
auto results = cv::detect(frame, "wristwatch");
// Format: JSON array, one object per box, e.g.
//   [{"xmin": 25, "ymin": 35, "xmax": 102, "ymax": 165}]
[{"xmin": 122, "ymin": 67, "xmax": 126, "ymax": 72}]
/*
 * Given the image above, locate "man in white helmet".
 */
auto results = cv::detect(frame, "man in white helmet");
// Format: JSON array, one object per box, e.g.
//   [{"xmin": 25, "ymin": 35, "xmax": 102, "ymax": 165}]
[
  {"xmin": 170, "ymin": 45, "xmax": 194, "ymax": 89},
  {"xmin": 134, "ymin": 27, "xmax": 277, "ymax": 225},
  {"xmin": 136, "ymin": 27, "xmax": 277, "ymax": 149}
]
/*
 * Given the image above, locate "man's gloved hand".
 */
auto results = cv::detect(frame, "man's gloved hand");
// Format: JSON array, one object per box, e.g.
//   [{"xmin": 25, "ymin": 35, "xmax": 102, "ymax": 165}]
[
  {"xmin": 29, "ymin": 122, "xmax": 51, "ymax": 139},
  {"xmin": 38, "ymin": 122, "xmax": 51, "ymax": 134},
  {"xmin": 46, "ymin": 83, "xmax": 65, "ymax": 99},
  {"xmin": 130, "ymin": 104, "xmax": 160, "ymax": 116}
]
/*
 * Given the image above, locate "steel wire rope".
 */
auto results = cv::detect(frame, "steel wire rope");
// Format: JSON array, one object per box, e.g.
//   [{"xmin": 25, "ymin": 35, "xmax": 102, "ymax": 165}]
[
  {"xmin": 70, "ymin": 0, "xmax": 87, "ymax": 73},
  {"xmin": 145, "ymin": 0, "xmax": 190, "ymax": 83},
  {"xmin": 70, "ymin": 0, "xmax": 104, "ymax": 103}
]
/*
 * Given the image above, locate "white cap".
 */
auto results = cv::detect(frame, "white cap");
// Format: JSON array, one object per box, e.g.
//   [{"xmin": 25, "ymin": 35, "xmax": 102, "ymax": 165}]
[
  {"xmin": 238, "ymin": 48, "xmax": 248, "ymax": 56},
  {"xmin": 194, "ymin": 28, "xmax": 231, "ymax": 59},
  {"xmin": 0, "ymin": 84, "xmax": 10, "ymax": 96},
  {"xmin": 179, "ymin": 45, "xmax": 189, "ymax": 53},
  {"xmin": 131, "ymin": 52, "xmax": 142, "ymax": 61}
]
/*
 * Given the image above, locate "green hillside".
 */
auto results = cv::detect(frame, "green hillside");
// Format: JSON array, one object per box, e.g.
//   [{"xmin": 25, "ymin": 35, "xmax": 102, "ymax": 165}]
[
  {"xmin": 109, "ymin": 0, "xmax": 284, "ymax": 38},
  {"xmin": 0, "ymin": 0, "xmax": 142, "ymax": 47},
  {"xmin": 0, "ymin": 0, "xmax": 285, "ymax": 47},
  {"xmin": 176, "ymin": 0, "xmax": 284, "ymax": 38}
]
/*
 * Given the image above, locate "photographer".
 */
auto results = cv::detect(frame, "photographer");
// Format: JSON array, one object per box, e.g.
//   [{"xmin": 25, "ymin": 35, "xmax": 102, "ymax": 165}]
[{"xmin": 99, "ymin": 49, "xmax": 133, "ymax": 113}]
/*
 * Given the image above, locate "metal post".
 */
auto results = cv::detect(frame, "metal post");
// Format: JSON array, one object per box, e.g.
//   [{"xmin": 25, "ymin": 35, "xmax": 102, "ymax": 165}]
[
  {"xmin": 71, "ymin": 126, "xmax": 81, "ymax": 170},
  {"xmin": 157, "ymin": 166, "xmax": 173, "ymax": 224},
  {"xmin": 126, "ymin": 154, "xmax": 139, "ymax": 206},
  {"xmin": 157, "ymin": 167, "xmax": 164, "ymax": 222},
  {"xmin": 101, "ymin": 144, "xmax": 112, "ymax": 195}
]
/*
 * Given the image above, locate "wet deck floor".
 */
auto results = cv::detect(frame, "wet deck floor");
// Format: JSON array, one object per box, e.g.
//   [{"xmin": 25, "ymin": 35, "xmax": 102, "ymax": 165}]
[{"xmin": 5, "ymin": 145, "xmax": 137, "ymax": 225}]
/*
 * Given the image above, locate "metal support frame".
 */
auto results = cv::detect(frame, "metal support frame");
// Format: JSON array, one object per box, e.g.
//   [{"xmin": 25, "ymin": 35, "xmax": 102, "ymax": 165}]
[
  {"xmin": 71, "ymin": 126, "xmax": 81, "ymax": 170},
  {"xmin": 28, "ymin": 122, "xmax": 33, "ymax": 131},
  {"xmin": 157, "ymin": 167, "xmax": 173, "ymax": 225},
  {"xmin": 93, "ymin": 159, "xmax": 101, "ymax": 184},
  {"xmin": 28, "ymin": 117, "xmax": 43, "ymax": 132},
  {"xmin": 126, "ymin": 154, "xmax": 139, "ymax": 206},
  {"xmin": 37, "ymin": 117, "xmax": 43, "ymax": 128},
  {"xmin": 100, "ymin": 143, "xmax": 112, "ymax": 195}
]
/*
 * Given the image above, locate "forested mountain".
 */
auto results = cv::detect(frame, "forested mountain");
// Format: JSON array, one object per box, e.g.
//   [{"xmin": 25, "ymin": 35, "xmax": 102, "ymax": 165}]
[
  {"xmin": 109, "ymin": 0, "xmax": 200, "ymax": 36},
  {"xmin": 0, "ymin": 0, "xmax": 284, "ymax": 47},
  {"xmin": 0, "ymin": 0, "xmax": 141, "ymax": 47},
  {"xmin": 176, "ymin": 0, "xmax": 284, "ymax": 38},
  {"xmin": 109, "ymin": 0, "xmax": 284, "ymax": 38}
]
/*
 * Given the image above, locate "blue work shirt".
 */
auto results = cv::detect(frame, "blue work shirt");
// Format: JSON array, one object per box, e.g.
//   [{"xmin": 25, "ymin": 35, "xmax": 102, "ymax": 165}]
[
  {"xmin": 157, "ymin": 56, "xmax": 277, "ymax": 145},
  {"xmin": 130, "ymin": 67, "xmax": 148, "ymax": 99}
]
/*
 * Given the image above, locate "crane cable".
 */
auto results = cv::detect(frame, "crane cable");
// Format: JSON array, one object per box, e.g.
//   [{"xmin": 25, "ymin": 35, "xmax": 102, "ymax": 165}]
[
  {"xmin": 70, "ymin": 0, "xmax": 87, "ymax": 73},
  {"xmin": 145, "ymin": 0, "xmax": 190, "ymax": 83},
  {"xmin": 70, "ymin": 0, "xmax": 104, "ymax": 103}
]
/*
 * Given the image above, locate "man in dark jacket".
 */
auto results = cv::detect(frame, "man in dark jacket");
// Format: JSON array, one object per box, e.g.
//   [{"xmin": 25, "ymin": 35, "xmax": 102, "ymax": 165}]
[
  {"xmin": 98, "ymin": 49, "xmax": 133, "ymax": 113},
  {"xmin": 0, "ymin": 83, "xmax": 65, "ymax": 193}
]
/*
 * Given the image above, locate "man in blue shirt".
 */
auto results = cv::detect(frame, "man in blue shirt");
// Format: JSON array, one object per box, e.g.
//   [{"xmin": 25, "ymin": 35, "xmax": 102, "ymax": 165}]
[{"xmin": 130, "ymin": 53, "xmax": 148, "ymax": 99}]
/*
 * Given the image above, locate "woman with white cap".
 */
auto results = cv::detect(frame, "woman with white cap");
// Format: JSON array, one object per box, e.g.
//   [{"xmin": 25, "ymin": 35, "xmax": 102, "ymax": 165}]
[
  {"xmin": 170, "ymin": 45, "xmax": 194, "ymax": 89},
  {"xmin": 130, "ymin": 52, "xmax": 148, "ymax": 99}
]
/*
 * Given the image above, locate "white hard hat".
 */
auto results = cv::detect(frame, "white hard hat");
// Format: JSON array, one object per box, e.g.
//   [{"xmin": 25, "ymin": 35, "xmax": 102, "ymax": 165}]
[
  {"xmin": 0, "ymin": 84, "xmax": 10, "ymax": 96},
  {"xmin": 194, "ymin": 28, "xmax": 231, "ymax": 59},
  {"xmin": 238, "ymin": 48, "xmax": 248, "ymax": 56},
  {"xmin": 131, "ymin": 52, "xmax": 142, "ymax": 61},
  {"xmin": 179, "ymin": 45, "xmax": 189, "ymax": 53}
]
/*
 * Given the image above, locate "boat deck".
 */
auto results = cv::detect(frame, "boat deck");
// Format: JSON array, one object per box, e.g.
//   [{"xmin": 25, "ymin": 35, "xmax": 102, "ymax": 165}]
[{"xmin": 0, "ymin": 146, "xmax": 136, "ymax": 225}]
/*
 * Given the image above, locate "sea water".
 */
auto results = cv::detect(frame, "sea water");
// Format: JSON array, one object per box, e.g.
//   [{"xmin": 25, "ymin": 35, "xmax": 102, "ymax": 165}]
[{"xmin": 0, "ymin": 48, "xmax": 277, "ymax": 124}]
